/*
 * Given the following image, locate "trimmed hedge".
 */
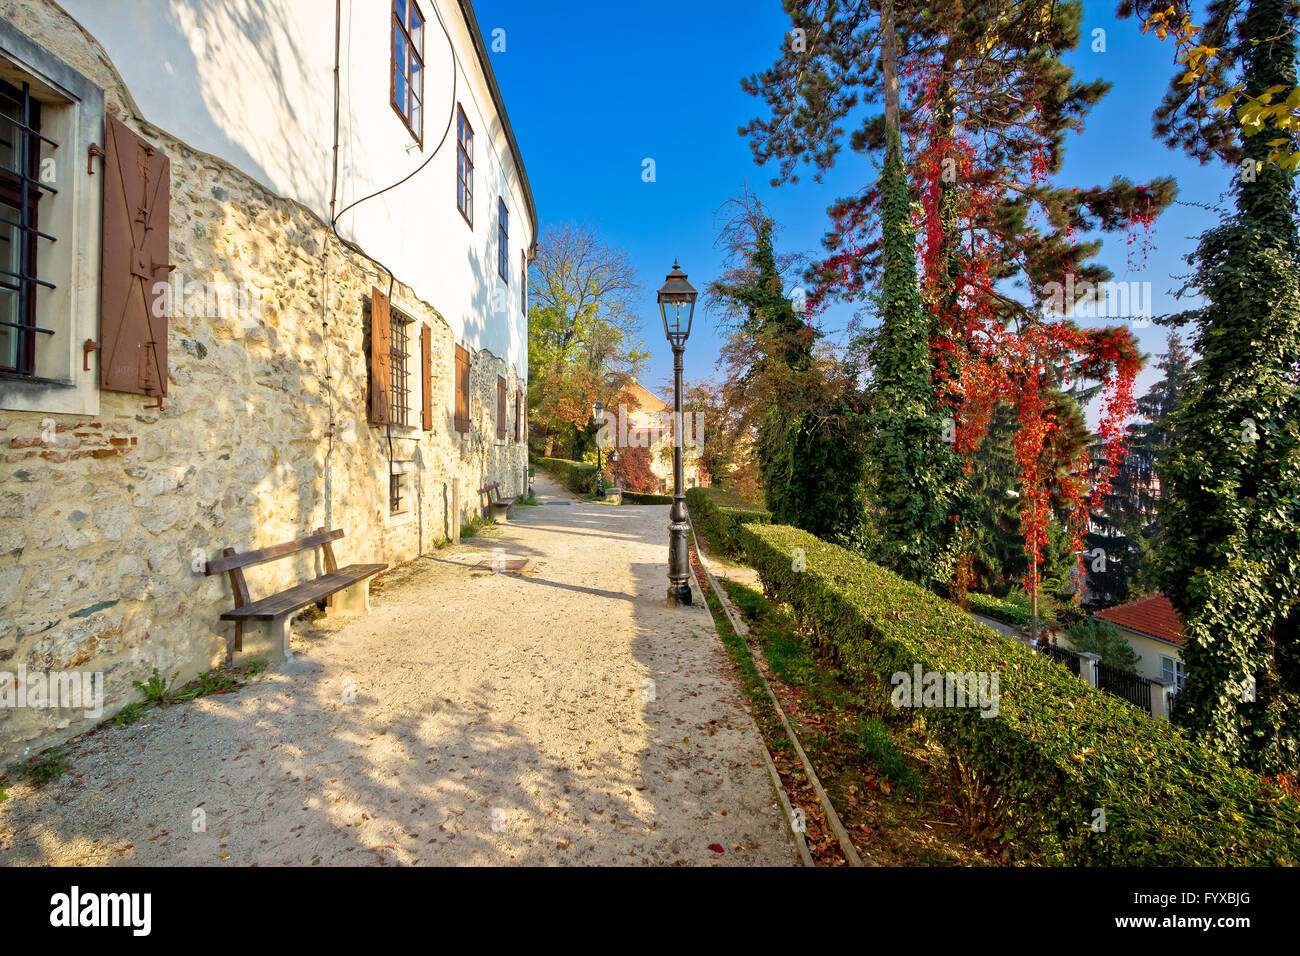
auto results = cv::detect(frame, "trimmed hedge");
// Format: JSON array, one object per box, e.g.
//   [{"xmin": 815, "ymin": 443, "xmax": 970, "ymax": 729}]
[
  {"xmin": 532, "ymin": 456, "xmax": 599, "ymax": 494},
  {"xmin": 621, "ymin": 491, "xmax": 673, "ymax": 504},
  {"xmin": 966, "ymin": 592, "xmax": 1032, "ymax": 630},
  {"xmin": 738, "ymin": 522, "xmax": 1300, "ymax": 865},
  {"xmin": 685, "ymin": 487, "xmax": 771, "ymax": 555}
]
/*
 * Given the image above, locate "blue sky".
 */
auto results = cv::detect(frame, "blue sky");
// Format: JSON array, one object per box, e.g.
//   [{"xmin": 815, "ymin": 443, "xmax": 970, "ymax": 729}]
[{"xmin": 474, "ymin": 0, "xmax": 1231, "ymax": 406}]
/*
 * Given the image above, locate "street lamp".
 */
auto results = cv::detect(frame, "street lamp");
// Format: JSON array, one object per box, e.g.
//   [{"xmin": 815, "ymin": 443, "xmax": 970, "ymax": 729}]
[
  {"xmin": 658, "ymin": 260, "xmax": 698, "ymax": 607},
  {"xmin": 592, "ymin": 400, "xmax": 606, "ymax": 495}
]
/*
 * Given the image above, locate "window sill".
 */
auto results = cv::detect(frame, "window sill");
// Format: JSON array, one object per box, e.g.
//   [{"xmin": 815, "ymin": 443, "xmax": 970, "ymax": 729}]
[{"xmin": 387, "ymin": 507, "xmax": 415, "ymax": 528}]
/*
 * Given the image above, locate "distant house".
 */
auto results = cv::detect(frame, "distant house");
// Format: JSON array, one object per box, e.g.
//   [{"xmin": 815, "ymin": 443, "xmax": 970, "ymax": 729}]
[
  {"xmin": 1093, "ymin": 594, "xmax": 1186, "ymax": 693},
  {"xmin": 610, "ymin": 380, "xmax": 704, "ymax": 494}
]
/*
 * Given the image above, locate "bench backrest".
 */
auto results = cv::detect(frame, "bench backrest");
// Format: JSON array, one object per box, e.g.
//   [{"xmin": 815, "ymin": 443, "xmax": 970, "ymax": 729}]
[
  {"xmin": 479, "ymin": 482, "xmax": 501, "ymax": 501},
  {"xmin": 204, "ymin": 528, "xmax": 344, "ymax": 575}
]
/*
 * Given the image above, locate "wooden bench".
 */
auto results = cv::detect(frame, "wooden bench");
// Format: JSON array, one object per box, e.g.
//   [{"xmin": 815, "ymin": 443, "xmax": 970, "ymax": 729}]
[
  {"xmin": 204, "ymin": 527, "xmax": 386, "ymax": 662},
  {"xmin": 479, "ymin": 482, "xmax": 517, "ymax": 522}
]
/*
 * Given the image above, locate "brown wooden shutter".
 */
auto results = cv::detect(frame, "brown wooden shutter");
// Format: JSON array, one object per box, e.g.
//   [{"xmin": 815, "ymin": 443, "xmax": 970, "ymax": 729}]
[
  {"xmin": 514, "ymin": 389, "xmax": 522, "ymax": 442},
  {"xmin": 99, "ymin": 115, "xmax": 170, "ymax": 397},
  {"xmin": 454, "ymin": 344, "xmax": 470, "ymax": 433},
  {"xmin": 420, "ymin": 324, "xmax": 432, "ymax": 430},
  {"xmin": 369, "ymin": 287, "xmax": 392, "ymax": 424},
  {"xmin": 496, "ymin": 376, "xmax": 507, "ymax": 440}
]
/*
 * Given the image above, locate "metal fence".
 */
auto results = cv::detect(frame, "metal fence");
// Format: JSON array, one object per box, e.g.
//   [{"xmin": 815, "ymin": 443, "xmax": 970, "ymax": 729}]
[
  {"xmin": 1096, "ymin": 660, "xmax": 1153, "ymax": 713},
  {"xmin": 1037, "ymin": 641, "xmax": 1080, "ymax": 677}
]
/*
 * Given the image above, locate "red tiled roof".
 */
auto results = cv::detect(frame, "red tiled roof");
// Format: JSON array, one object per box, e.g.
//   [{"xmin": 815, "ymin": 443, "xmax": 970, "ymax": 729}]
[{"xmin": 1093, "ymin": 593, "xmax": 1185, "ymax": 647}]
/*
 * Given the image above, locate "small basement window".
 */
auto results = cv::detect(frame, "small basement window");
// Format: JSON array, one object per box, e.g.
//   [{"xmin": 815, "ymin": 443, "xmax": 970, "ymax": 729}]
[{"xmin": 390, "ymin": 467, "xmax": 410, "ymax": 516}]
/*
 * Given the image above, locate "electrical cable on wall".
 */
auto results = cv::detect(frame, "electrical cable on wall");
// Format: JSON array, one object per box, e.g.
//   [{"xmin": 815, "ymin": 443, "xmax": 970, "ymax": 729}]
[{"xmin": 322, "ymin": 0, "xmax": 461, "ymax": 531}]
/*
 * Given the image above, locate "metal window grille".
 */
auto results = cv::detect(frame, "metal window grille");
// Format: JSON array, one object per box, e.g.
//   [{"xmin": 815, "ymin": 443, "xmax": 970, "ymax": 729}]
[
  {"xmin": 389, "ymin": 469, "xmax": 408, "ymax": 515},
  {"xmin": 389, "ymin": 312, "xmax": 410, "ymax": 426},
  {"xmin": 0, "ymin": 78, "xmax": 57, "ymax": 377}
]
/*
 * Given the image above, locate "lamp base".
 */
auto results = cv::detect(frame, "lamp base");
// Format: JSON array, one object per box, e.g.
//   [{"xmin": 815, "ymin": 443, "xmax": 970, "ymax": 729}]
[{"xmin": 666, "ymin": 583, "xmax": 692, "ymax": 607}]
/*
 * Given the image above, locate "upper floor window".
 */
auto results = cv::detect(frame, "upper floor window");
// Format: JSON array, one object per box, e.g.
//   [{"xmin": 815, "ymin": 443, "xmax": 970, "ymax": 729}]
[
  {"xmin": 0, "ymin": 77, "xmax": 49, "ymax": 377},
  {"xmin": 391, "ymin": 0, "xmax": 424, "ymax": 145},
  {"xmin": 456, "ymin": 105, "xmax": 473, "ymax": 227},
  {"xmin": 520, "ymin": 250, "xmax": 527, "ymax": 315},
  {"xmin": 497, "ymin": 198, "xmax": 509, "ymax": 282}
]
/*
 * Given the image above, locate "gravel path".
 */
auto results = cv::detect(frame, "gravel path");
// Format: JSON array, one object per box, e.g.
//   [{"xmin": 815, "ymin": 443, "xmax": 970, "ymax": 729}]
[{"xmin": 0, "ymin": 473, "xmax": 797, "ymax": 866}]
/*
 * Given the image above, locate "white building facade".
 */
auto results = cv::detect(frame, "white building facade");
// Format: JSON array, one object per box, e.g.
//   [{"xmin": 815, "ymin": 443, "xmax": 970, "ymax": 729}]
[{"xmin": 0, "ymin": 0, "xmax": 536, "ymax": 757}]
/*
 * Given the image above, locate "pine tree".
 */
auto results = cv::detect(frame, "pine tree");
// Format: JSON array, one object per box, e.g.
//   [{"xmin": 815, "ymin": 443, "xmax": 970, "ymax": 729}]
[{"xmin": 1086, "ymin": 333, "xmax": 1193, "ymax": 605}]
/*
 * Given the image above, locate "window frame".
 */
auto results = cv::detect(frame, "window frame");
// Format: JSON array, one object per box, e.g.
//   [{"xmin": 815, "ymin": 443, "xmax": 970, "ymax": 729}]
[
  {"xmin": 453, "ymin": 342, "xmax": 471, "ymax": 434},
  {"xmin": 389, "ymin": 308, "xmax": 411, "ymax": 427},
  {"xmin": 1160, "ymin": 654, "xmax": 1187, "ymax": 694},
  {"xmin": 0, "ymin": 76, "xmax": 45, "ymax": 377},
  {"xmin": 389, "ymin": 0, "xmax": 424, "ymax": 147},
  {"xmin": 520, "ymin": 250, "xmax": 527, "ymax": 315},
  {"xmin": 455, "ymin": 104, "xmax": 473, "ymax": 228},
  {"xmin": 497, "ymin": 198, "xmax": 509, "ymax": 283},
  {"xmin": 0, "ymin": 19, "xmax": 106, "ymax": 416},
  {"xmin": 496, "ymin": 374, "xmax": 507, "ymax": 441}
]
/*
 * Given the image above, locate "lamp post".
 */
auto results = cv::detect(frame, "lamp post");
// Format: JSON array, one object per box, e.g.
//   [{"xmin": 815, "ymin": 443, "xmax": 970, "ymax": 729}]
[
  {"xmin": 658, "ymin": 260, "xmax": 698, "ymax": 607},
  {"xmin": 592, "ymin": 401, "xmax": 605, "ymax": 495}
]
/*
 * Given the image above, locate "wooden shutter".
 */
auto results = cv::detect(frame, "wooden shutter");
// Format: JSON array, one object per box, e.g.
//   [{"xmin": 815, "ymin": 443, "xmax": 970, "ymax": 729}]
[
  {"xmin": 514, "ymin": 389, "xmax": 522, "ymax": 442},
  {"xmin": 368, "ymin": 287, "xmax": 391, "ymax": 424},
  {"xmin": 99, "ymin": 115, "xmax": 170, "ymax": 397},
  {"xmin": 420, "ymin": 324, "xmax": 432, "ymax": 430},
  {"xmin": 496, "ymin": 376, "xmax": 507, "ymax": 440},
  {"xmin": 454, "ymin": 344, "xmax": 470, "ymax": 433}
]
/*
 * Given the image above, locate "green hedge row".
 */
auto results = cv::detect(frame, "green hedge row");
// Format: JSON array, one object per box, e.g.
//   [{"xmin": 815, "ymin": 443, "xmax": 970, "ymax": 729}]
[
  {"xmin": 685, "ymin": 487, "xmax": 771, "ymax": 555},
  {"xmin": 737, "ymin": 522, "xmax": 1300, "ymax": 865},
  {"xmin": 621, "ymin": 491, "xmax": 673, "ymax": 504},
  {"xmin": 532, "ymin": 456, "xmax": 599, "ymax": 494},
  {"xmin": 966, "ymin": 592, "xmax": 1032, "ymax": 630}
]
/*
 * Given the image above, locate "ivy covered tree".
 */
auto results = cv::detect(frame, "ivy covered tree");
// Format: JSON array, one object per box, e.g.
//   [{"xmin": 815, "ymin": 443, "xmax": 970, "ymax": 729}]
[
  {"xmin": 1133, "ymin": 0, "xmax": 1300, "ymax": 772},
  {"xmin": 709, "ymin": 191, "xmax": 867, "ymax": 540},
  {"xmin": 741, "ymin": 0, "xmax": 1166, "ymax": 592}
]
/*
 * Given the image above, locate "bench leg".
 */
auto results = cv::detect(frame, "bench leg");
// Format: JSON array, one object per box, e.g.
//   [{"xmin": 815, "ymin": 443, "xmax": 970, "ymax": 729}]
[
  {"xmin": 490, "ymin": 502, "xmax": 511, "ymax": 523},
  {"xmin": 233, "ymin": 615, "xmax": 292, "ymax": 663},
  {"xmin": 328, "ymin": 578, "xmax": 372, "ymax": 619}
]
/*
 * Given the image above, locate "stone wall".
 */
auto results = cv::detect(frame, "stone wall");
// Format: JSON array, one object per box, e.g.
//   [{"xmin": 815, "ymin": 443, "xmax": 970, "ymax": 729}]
[{"xmin": 0, "ymin": 2, "xmax": 527, "ymax": 759}]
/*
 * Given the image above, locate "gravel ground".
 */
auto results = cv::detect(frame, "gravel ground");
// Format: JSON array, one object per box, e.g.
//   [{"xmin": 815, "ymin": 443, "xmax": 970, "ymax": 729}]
[{"xmin": 0, "ymin": 473, "xmax": 797, "ymax": 867}]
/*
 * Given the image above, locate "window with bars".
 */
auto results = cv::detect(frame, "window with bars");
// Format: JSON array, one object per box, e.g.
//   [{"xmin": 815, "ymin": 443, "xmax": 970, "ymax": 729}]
[
  {"xmin": 497, "ymin": 198, "xmax": 508, "ymax": 282},
  {"xmin": 453, "ymin": 343, "xmax": 470, "ymax": 434},
  {"xmin": 391, "ymin": 0, "xmax": 424, "ymax": 145},
  {"xmin": 0, "ymin": 77, "xmax": 55, "ymax": 377},
  {"xmin": 390, "ymin": 468, "xmax": 409, "ymax": 515},
  {"xmin": 456, "ymin": 105, "xmax": 473, "ymax": 227},
  {"xmin": 389, "ymin": 311, "xmax": 411, "ymax": 426},
  {"xmin": 496, "ymin": 375, "xmax": 507, "ymax": 440}
]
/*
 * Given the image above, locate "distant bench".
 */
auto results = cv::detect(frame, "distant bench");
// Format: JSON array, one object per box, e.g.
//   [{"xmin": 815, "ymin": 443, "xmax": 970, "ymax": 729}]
[
  {"xmin": 205, "ymin": 527, "xmax": 386, "ymax": 661},
  {"xmin": 479, "ymin": 482, "xmax": 517, "ymax": 522}
]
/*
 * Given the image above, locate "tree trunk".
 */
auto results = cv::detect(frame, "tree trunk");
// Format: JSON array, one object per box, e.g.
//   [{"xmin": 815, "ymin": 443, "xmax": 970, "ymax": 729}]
[{"xmin": 881, "ymin": 0, "xmax": 902, "ymax": 151}]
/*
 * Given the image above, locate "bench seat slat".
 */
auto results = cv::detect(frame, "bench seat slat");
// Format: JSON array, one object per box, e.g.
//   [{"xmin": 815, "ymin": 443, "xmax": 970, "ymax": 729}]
[{"xmin": 220, "ymin": 563, "xmax": 387, "ymax": 621}]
